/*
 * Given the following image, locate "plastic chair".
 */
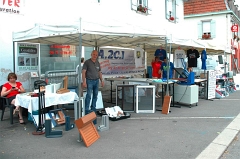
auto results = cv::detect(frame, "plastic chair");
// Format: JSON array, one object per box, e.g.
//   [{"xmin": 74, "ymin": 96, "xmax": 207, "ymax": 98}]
[{"xmin": 0, "ymin": 85, "xmax": 14, "ymax": 124}]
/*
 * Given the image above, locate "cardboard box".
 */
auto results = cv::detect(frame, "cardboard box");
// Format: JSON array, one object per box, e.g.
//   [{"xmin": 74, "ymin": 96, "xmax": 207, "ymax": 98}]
[{"xmin": 200, "ymin": 73, "xmax": 208, "ymax": 79}]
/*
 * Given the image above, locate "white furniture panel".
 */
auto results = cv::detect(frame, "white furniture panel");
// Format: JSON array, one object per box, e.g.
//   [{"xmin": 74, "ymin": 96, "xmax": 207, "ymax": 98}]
[
  {"xmin": 136, "ymin": 85, "xmax": 155, "ymax": 113},
  {"xmin": 174, "ymin": 85, "xmax": 199, "ymax": 106}
]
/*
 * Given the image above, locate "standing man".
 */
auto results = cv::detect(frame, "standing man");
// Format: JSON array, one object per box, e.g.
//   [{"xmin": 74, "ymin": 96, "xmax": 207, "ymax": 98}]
[
  {"xmin": 159, "ymin": 57, "xmax": 175, "ymax": 79},
  {"xmin": 160, "ymin": 58, "xmax": 175, "ymax": 95},
  {"xmin": 82, "ymin": 50, "xmax": 104, "ymax": 115}
]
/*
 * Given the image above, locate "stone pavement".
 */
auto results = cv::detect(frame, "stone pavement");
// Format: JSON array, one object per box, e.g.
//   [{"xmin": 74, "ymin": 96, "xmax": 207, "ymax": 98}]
[{"xmin": 1, "ymin": 90, "xmax": 240, "ymax": 159}]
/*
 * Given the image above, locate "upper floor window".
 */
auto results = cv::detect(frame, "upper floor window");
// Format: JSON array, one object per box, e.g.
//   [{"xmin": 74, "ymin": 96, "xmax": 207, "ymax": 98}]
[
  {"xmin": 131, "ymin": 0, "xmax": 149, "ymax": 14},
  {"xmin": 198, "ymin": 20, "xmax": 216, "ymax": 39},
  {"xmin": 165, "ymin": 0, "xmax": 176, "ymax": 23}
]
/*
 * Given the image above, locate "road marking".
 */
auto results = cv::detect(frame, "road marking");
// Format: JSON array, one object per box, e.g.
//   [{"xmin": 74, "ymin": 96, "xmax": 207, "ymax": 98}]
[
  {"xmin": 217, "ymin": 99, "xmax": 240, "ymax": 100},
  {"xmin": 128, "ymin": 116, "xmax": 235, "ymax": 120}
]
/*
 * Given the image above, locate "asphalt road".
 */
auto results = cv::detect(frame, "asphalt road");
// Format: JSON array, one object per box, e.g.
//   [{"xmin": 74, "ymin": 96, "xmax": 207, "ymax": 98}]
[{"xmin": 1, "ymin": 90, "xmax": 240, "ymax": 159}]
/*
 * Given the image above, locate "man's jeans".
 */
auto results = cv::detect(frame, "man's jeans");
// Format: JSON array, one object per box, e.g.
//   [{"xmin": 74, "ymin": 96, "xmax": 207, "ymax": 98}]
[{"xmin": 85, "ymin": 79, "xmax": 99, "ymax": 115}]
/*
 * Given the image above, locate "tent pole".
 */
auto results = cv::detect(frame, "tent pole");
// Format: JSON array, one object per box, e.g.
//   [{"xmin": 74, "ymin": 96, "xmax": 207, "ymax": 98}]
[
  {"xmin": 78, "ymin": 18, "xmax": 83, "ymax": 100},
  {"xmin": 224, "ymin": 50, "xmax": 226, "ymax": 74},
  {"xmin": 204, "ymin": 48, "xmax": 206, "ymax": 78},
  {"xmin": 78, "ymin": 18, "xmax": 83, "ymax": 142},
  {"xmin": 166, "ymin": 35, "xmax": 171, "ymax": 95}
]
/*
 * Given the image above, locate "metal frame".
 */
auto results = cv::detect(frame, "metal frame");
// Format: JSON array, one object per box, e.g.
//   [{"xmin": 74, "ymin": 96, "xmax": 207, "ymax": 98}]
[
  {"xmin": 136, "ymin": 85, "xmax": 155, "ymax": 113},
  {"xmin": 116, "ymin": 84, "xmax": 135, "ymax": 112}
]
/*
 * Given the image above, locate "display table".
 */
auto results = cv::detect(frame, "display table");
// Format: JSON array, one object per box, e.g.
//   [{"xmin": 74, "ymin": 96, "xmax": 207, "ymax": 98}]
[
  {"xmin": 15, "ymin": 92, "xmax": 79, "ymax": 113},
  {"xmin": 15, "ymin": 92, "xmax": 79, "ymax": 128},
  {"xmin": 174, "ymin": 84, "xmax": 198, "ymax": 107},
  {"xmin": 194, "ymin": 78, "xmax": 208, "ymax": 98}
]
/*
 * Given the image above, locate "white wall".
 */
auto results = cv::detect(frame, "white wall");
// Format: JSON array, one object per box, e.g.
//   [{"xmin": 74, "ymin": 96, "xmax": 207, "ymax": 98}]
[
  {"xmin": 0, "ymin": 0, "xmax": 185, "ymax": 89},
  {"xmin": 183, "ymin": 13, "xmax": 232, "ymax": 72},
  {"xmin": 183, "ymin": 14, "xmax": 230, "ymax": 44}
]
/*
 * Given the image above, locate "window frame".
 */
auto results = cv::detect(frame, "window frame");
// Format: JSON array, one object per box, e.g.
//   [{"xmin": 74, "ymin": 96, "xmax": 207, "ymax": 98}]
[
  {"xmin": 198, "ymin": 20, "xmax": 216, "ymax": 39},
  {"xmin": 131, "ymin": 0, "xmax": 149, "ymax": 15},
  {"xmin": 165, "ymin": 0, "xmax": 176, "ymax": 23}
]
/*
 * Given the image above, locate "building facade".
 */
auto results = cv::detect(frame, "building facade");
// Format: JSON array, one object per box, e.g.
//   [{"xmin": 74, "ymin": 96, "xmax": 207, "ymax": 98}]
[
  {"xmin": 0, "ymin": 0, "xmax": 186, "ymax": 90},
  {"xmin": 184, "ymin": 0, "xmax": 240, "ymax": 74}
]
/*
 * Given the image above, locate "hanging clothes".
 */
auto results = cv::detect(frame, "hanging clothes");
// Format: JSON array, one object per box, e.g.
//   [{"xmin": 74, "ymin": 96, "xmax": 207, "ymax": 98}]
[
  {"xmin": 174, "ymin": 48, "xmax": 186, "ymax": 68},
  {"xmin": 154, "ymin": 48, "xmax": 166, "ymax": 61},
  {"xmin": 187, "ymin": 48, "xmax": 200, "ymax": 67},
  {"xmin": 201, "ymin": 50, "xmax": 207, "ymax": 70}
]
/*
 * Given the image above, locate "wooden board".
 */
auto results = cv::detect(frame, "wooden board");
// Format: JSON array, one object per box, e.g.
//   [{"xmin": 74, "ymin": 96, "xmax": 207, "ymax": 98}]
[
  {"xmin": 161, "ymin": 95, "xmax": 172, "ymax": 114},
  {"xmin": 75, "ymin": 112, "xmax": 100, "ymax": 147}
]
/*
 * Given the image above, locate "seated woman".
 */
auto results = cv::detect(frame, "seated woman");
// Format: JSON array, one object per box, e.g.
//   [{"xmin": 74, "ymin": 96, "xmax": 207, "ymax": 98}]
[{"xmin": 1, "ymin": 73, "xmax": 25, "ymax": 124}]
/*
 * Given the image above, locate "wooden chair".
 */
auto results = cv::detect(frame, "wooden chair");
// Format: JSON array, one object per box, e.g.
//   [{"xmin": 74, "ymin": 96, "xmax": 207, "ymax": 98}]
[{"xmin": 0, "ymin": 85, "xmax": 14, "ymax": 124}]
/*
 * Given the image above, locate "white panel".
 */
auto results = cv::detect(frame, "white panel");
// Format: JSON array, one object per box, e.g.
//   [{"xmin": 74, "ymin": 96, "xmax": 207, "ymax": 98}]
[{"xmin": 136, "ymin": 85, "xmax": 155, "ymax": 113}]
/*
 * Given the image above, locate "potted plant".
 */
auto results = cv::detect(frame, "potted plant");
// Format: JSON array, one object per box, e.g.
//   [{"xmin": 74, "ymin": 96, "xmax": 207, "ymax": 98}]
[
  {"xmin": 202, "ymin": 33, "xmax": 207, "ymax": 39},
  {"xmin": 206, "ymin": 33, "xmax": 211, "ymax": 39},
  {"xmin": 137, "ymin": 5, "xmax": 147, "ymax": 13},
  {"xmin": 137, "ymin": 5, "xmax": 143, "ymax": 11}
]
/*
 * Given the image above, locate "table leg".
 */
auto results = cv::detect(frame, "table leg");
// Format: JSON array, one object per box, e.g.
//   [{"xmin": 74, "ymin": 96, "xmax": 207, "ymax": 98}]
[
  {"xmin": 172, "ymin": 83, "xmax": 174, "ymax": 107},
  {"xmin": 74, "ymin": 99, "xmax": 83, "ymax": 142},
  {"xmin": 161, "ymin": 85, "xmax": 164, "ymax": 104}
]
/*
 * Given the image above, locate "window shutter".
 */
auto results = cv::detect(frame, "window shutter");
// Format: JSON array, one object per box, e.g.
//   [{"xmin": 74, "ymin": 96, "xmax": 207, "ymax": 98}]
[
  {"xmin": 210, "ymin": 20, "xmax": 216, "ymax": 38},
  {"xmin": 198, "ymin": 22, "xmax": 203, "ymax": 39},
  {"xmin": 131, "ymin": 0, "xmax": 138, "ymax": 10},
  {"xmin": 165, "ymin": 0, "xmax": 170, "ymax": 19},
  {"xmin": 172, "ymin": 0, "xmax": 176, "ymax": 22}
]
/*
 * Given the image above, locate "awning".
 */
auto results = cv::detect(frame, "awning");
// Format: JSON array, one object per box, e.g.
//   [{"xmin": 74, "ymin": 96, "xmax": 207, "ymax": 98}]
[{"xmin": 12, "ymin": 17, "xmax": 167, "ymax": 52}]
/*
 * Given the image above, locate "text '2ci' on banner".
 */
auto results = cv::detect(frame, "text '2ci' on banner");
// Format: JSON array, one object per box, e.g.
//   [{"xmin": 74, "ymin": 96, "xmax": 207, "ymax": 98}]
[{"xmin": 98, "ymin": 47, "xmax": 145, "ymax": 76}]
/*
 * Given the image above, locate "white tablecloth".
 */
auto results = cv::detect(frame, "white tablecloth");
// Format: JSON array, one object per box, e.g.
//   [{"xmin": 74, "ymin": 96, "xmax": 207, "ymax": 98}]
[{"xmin": 15, "ymin": 92, "xmax": 79, "ymax": 113}]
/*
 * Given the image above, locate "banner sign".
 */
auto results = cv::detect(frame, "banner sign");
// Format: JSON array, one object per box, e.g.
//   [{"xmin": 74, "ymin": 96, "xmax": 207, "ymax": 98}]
[
  {"xmin": 15, "ymin": 42, "xmax": 40, "ymax": 72},
  {"xmin": 98, "ymin": 48, "xmax": 145, "ymax": 76},
  {"xmin": 207, "ymin": 70, "xmax": 216, "ymax": 100},
  {"xmin": 0, "ymin": 0, "xmax": 25, "ymax": 15}
]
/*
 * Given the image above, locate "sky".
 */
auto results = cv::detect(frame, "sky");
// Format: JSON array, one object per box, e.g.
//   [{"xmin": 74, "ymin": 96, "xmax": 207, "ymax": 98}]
[{"xmin": 235, "ymin": 0, "xmax": 240, "ymax": 8}]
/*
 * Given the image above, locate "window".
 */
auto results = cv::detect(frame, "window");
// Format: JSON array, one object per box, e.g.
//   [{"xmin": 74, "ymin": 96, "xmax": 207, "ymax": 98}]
[
  {"xmin": 138, "ymin": 0, "xmax": 147, "ymax": 6},
  {"xmin": 165, "ymin": 0, "xmax": 176, "ymax": 22},
  {"xmin": 198, "ymin": 20, "xmax": 216, "ymax": 39},
  {"xmin": 131, "ymin": 0, "xmax": 149, "ymax": 14}
]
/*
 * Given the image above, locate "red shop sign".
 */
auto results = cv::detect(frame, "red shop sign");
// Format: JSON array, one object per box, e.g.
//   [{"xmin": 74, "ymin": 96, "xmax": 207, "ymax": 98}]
[{"xmin": 231, "ymin": 24, "xmax": 238, "ymax": 32}]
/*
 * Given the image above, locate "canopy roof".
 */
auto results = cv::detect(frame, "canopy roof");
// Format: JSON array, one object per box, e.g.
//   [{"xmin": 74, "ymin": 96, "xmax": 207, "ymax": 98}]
[
  {"xmin": 12, "ymin": 18, "xmax": 227, "ymax": 54},
  {"xmin": 13, "ymin": 18, "xmax": 168, "ymax": 52}
]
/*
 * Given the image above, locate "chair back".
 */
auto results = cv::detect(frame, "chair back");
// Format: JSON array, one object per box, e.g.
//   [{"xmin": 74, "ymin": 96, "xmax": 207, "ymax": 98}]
[
  {"xmin": 34, "ymin": 80, "xmax": 47, "ymax": 90},
  {"xmin": 0, "ymin": 85, "xmax": 3, "ymax": 110},
  {"xmin": 0, "ymin": 85, "xmax": 3, "ymax": 96}
]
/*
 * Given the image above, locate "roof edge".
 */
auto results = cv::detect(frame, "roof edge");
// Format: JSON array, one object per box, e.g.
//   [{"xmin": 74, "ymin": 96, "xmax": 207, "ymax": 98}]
[
  {"xmin": 184, "ymin": 10, "xmax": 232, "ymax": 18},
  {"xmin": 185, "ymin": 10, "xmax": 240, "ymax": 23}
]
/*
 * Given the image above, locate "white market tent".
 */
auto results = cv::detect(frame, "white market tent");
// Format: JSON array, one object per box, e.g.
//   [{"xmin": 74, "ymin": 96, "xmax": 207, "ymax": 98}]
[
  {"xmin": 13, "ymin": 18, "xmax": 168, "ymax": 52},
  {"xmin": 12, "ymin": 17, "xmax": 228, "ymax": 100},
  {"xmin": 13, "ymin": 17, "xmax": 221, "ymax": 53}
]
